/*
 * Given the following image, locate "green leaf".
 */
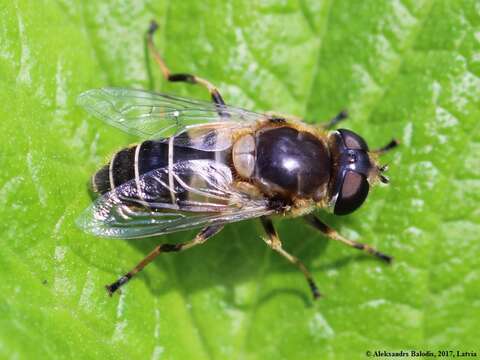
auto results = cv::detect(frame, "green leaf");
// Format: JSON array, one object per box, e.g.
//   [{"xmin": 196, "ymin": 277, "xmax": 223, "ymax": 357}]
[{"xmin": 1, "ymin": 0, "xmax": 479, "ymax": 358}]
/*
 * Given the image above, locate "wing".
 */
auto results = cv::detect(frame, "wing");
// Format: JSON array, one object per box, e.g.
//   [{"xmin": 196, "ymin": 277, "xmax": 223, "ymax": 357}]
[
  {"xmin": 77, "ymin": 159, "xmax": 274, "ymax": 239},
  {"xmin": 77, "ymin": 88, "xmax": 265, "ymax": 139}
]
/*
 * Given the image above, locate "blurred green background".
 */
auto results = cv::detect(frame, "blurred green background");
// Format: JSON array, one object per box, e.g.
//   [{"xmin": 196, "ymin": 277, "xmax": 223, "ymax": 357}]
[{"xmin": 0, "ymin": 0, "xmax": 479, "ymax": 359}]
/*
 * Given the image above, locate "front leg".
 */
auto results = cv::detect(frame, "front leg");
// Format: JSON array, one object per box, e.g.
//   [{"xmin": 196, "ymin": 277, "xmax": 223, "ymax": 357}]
[
  {"xmin": 319, "ymin": 110, "xmax": 348, "ymax": 130},
  {"xmin": 303, "ymin": 214, "xmax": 392, "ymax": 263},
  {"xmin": 264, "ymin": 110, "xmax": 348, "ymax": 130}
]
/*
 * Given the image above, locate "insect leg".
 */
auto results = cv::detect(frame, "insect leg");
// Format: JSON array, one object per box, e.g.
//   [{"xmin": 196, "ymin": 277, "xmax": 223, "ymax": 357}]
[
  {"xmin": 260, "ymin": 217, "xmax": 321, "ymax": 300},
  {"xmin": 372, "ymin": 139, "xmax": 399, "ymax": 155},
  {"xmin": 105, "ymin": 224, "xmax": 224, "ymax": 296},
  {"xmin": 320, "ymin": 110, "xmax": 348, "ymax": 130},
  {"xmin": 147, "ymin": 21, "xmax": 225, "ymax": 107},
  {"xmin": 303, "ymin": 214, "xmax": 392, "ymax": 263},
  {"xmin": 263, "ymin": 111, "xmax": 302, "ymax": 124}
]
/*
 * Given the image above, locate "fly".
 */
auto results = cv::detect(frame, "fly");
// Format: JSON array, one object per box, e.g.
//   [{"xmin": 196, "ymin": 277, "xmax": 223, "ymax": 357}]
[{"xmin": 77, "ymin": 21, "xmax": 399, "ymax": 300}]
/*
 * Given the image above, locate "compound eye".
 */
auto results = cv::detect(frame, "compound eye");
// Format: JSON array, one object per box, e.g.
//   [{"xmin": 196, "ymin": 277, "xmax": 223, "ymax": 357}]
[
  {"xmin": 334, "ymin": 170, "xmax": 369, "ymax": 215},
  {"xmin": 338, "ymin": 129, "xmax": 369, "ymax": 151}
]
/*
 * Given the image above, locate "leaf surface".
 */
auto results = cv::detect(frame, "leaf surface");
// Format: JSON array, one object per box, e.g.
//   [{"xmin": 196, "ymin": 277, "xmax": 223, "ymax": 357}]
[{"xmin": 0, "ymin": 0, "xmax": 479, "ymax": 358}]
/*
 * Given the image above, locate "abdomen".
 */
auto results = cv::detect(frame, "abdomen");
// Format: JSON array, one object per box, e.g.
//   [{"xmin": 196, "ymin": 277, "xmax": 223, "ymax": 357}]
[{"xmin": 92, "ymin": 138, "xmax": 217, "ymax": 196}]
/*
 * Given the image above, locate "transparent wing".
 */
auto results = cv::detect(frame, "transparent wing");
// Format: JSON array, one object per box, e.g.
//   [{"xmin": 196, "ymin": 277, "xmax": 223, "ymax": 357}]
[
  {"xmin": 157, "ymin": 123, "xmax": 242, "ymax": 152},
  {"xmin": 77, "ymin": 88, "xmax": 264, "ymax": 139},
  {"xmin": 77, "ymin": 159, "xmax": 273, "ymax": 239}
]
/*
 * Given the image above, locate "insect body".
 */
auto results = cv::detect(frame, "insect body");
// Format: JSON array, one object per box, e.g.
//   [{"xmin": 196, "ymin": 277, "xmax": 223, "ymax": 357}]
[{"xmin": 77, "ymin": 21, "xmax": 398, "ymax": 299}]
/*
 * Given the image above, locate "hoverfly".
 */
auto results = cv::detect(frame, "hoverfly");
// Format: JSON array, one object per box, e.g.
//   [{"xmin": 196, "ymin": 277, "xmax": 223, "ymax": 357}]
[{"xmin": 77, "ymin": 21, "xmax": 398, "ymax": 300}]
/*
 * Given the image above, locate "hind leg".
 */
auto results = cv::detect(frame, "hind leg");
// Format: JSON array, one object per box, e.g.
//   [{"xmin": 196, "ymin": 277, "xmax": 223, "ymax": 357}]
[
  {"xmin": 147, "ymin": 21, "xmax": 225, "ymax": 107},
  {"xmin": 106, "ymin": 224, "xmax": 224, "ymax": 295}
]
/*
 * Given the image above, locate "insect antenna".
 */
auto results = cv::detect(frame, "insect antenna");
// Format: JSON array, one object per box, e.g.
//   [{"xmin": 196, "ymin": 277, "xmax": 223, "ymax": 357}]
[{"xmin": 378, "ymin": 164, "xmax": 389, "ymax": 172}]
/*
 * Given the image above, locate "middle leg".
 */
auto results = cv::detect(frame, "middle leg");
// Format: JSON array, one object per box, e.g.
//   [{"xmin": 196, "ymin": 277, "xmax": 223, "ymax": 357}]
[{"xmin": 260, "ymin": 217, "xmax": 321, "ymax": 300}]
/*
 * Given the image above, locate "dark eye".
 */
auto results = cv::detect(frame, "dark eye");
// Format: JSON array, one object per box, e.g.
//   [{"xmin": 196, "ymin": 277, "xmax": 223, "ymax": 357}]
[
  {"xmin": 334, "ymin": 170, "xmax": 369, "ymax": 215},
  {"xmin": 338, "ymin": 129, "xmax": 369, "ymax": 151}
]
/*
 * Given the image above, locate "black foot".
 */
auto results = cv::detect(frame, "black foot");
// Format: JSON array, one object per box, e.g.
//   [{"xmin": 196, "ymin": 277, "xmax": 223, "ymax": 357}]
[
  {"xmin": 377, "ymin": 252, "xmax": 393, "ymax": 264},
  {"xmin": 148, "ymin": 20, "xmax": 159, "ymax": 35},
  {"xmin": 105, "ymin": 274, "xmax": 131, "ymax": 296},
  {"xmin": 308, "ymin": 279, "xmax": 323, "ymax": 300}
]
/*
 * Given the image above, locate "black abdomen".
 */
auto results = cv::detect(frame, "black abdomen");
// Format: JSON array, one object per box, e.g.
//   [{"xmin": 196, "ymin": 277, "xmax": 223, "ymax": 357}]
[
  {"xmin": 254, "ymin": 127, "xmax": 330, "ymax": 198},
  {"xmin": 92, "ymin": 139, "xmax": 215, "ymax": 195}
]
